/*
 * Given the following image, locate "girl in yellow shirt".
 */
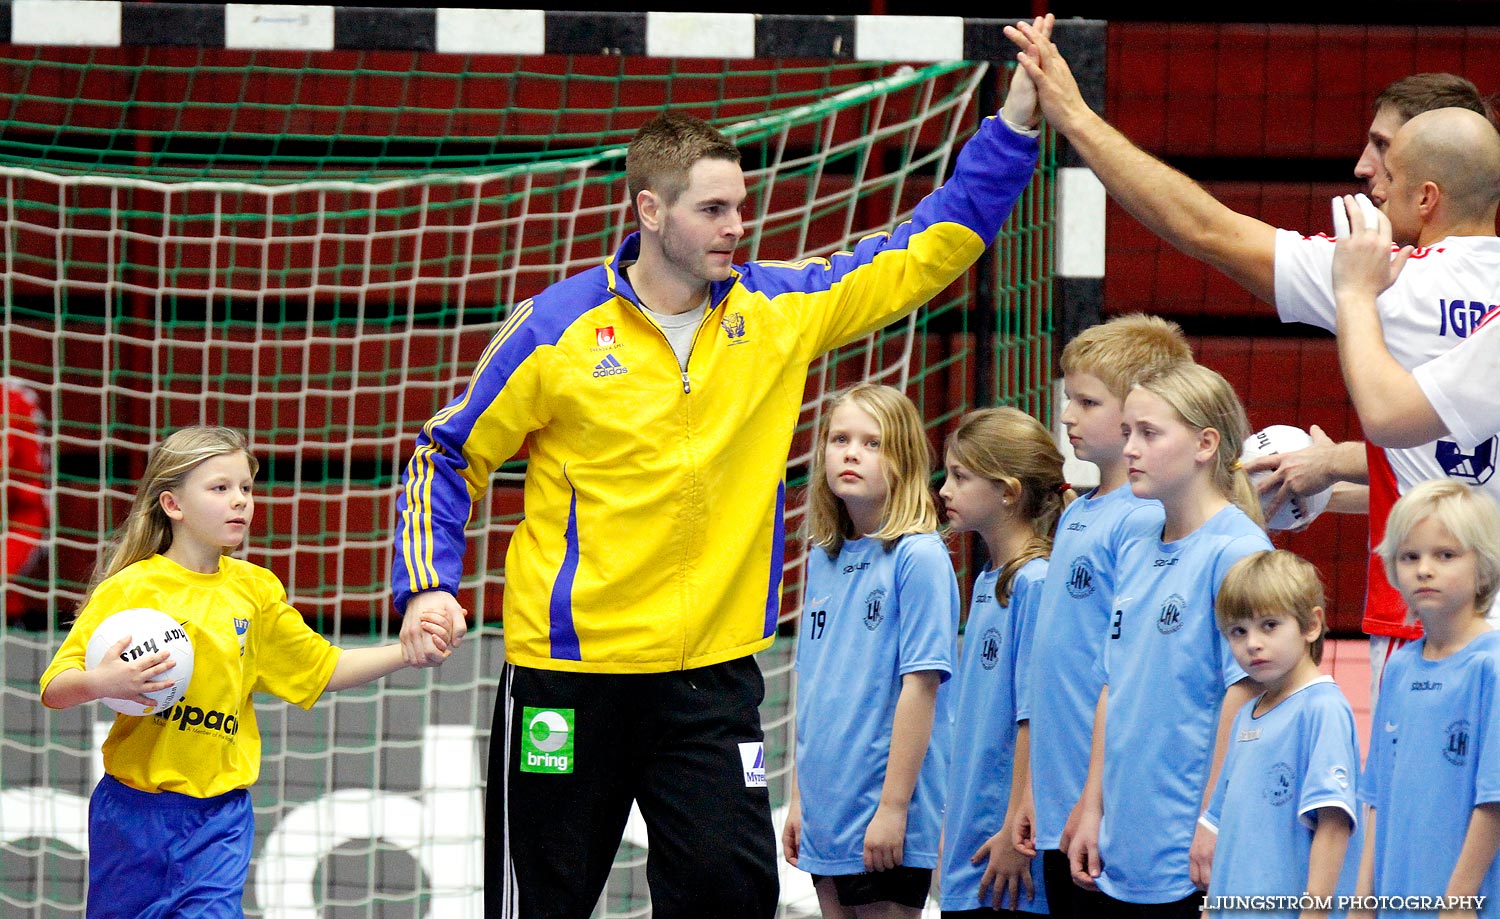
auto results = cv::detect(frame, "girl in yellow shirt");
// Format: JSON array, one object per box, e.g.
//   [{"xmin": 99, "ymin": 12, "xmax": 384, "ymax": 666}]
[{"xmin": 41, "ymin": 426, "xmax": 446, "ymax": 918}]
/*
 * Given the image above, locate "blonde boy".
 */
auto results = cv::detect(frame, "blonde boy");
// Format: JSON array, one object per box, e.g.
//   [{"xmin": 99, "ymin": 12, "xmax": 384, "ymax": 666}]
[
  {"xmin": 1017, "ymin": 314, "xmax": 1191, "ymax": 918},
  {"xmin": 1203, "ymin": 551, "xmax": 1359, "ymax": 919},
  {"xmin": 1359, "ymin": 481, "xmax": 1500, "ymax": 915}
]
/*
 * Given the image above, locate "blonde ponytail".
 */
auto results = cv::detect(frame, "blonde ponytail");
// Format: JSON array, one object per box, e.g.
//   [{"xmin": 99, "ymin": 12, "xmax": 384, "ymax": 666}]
[{"xmin": 1136, "ymin": 363, "xmax": 1265, "ymax": 530}]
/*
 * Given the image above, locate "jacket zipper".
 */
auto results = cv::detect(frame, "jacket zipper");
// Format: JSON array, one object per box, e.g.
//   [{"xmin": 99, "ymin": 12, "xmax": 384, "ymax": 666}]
[{"xmin": 628, "ymin": 294, "xmax": 717, "ymax": 665}]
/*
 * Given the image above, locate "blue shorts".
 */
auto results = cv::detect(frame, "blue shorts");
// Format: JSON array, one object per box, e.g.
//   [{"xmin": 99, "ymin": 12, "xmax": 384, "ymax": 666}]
[{"xmin": 88, "ymin": 774, "xmax": 253, "ymax": 919}]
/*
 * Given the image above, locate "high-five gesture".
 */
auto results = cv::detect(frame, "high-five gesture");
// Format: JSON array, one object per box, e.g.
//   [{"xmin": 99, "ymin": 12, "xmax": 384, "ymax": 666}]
[
  {"xmin": 1004, "ymin": 17, "xmax": 1090, "ymax": 135},
  {"xmin": 999, "ymin": 14, "xmax": 1054, "ymax": 131}
]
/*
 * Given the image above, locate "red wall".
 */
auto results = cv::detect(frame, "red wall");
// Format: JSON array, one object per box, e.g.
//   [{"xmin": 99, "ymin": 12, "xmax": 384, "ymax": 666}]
[{"xmin": 1102, "ymin": 22, "xmax": 1500, "ymax": 631}]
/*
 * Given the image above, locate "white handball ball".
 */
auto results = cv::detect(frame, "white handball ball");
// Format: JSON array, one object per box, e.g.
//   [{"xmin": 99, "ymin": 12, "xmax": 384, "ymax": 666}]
[
  {"xmin": 84, "ymin": 607, "xmax": 194, "ymax": 716},
  {"xmin": 1240, "ymin": 425, "xmax": 1334, "ymax": 532}
]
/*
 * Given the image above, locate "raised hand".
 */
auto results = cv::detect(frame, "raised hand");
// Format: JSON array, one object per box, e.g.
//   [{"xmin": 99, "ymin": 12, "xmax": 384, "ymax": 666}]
[
  {"xmin": 1331, "ymin": 193, "xmax": 1412, "ymax": 302},
  {"xmin": 1004, "ymin": 15, "xmax": 1091, "ymax": 135},
  {"xmin": 999, "ymin": 13, "xmax": 1054, "ymax": 130}
]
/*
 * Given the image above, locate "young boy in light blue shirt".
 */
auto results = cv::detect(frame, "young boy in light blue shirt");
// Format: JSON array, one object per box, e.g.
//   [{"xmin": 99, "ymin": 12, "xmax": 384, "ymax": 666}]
[
  {"xmin": 1359, "ymin": 481, "xmax": 1500, "ymax": 917},
  {"xmin": 1203, "ymin": 550, "xmax": 1359, "ymax": 919},
  {"xmin": 1018, "ymin": 314, "xmax": 1192, "ymax": 918}
]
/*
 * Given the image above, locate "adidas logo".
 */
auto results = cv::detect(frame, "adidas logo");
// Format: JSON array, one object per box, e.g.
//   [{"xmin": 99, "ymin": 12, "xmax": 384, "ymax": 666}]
[{"xmin": 592, "ymin": 354, "xmax": 628, "ymax": 378}]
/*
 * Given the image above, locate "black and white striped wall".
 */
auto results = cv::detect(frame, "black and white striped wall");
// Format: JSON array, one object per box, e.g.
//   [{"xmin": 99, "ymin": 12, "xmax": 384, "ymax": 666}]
[{"xmin": 1, "ymin": 2, "xmax": 1099, "ymax": 64}]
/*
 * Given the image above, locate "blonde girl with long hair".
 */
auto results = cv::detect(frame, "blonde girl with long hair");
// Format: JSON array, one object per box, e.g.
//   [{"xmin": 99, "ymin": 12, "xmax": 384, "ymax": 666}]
[
  {"xmin": 1067, "ymin": 363, "xmax": 1272, "ymax": 918},
  {"xmin": 936, "ymin": 407, "xmax": 1072, "ymax": 917},
  {"xmin": 782, "ymin": 383, "xmax": 959, "ymax": 918},
  {"xmin": 40, "ymin": 426, "xmax": 447, "ymax": 919}
]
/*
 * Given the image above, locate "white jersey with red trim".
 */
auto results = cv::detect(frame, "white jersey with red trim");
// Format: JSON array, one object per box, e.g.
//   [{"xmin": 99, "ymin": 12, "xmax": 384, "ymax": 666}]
[
  {"xmin": 1414, "ymin": 307, "xmax": 1500, "ymax": 451},
  {"xmin": 1274, "ymin": 230, "xmax": 1500, "ymax": 637}
]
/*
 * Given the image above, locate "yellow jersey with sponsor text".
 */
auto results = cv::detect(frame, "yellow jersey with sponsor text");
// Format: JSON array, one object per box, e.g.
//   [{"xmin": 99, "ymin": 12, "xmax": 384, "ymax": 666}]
[{"xmin": 40, "ymin": 554, "xmax": 341, "ymax": 798}]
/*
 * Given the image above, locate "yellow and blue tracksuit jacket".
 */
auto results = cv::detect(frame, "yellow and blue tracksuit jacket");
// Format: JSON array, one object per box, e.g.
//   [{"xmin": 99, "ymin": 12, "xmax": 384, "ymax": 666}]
[{"xmin": 394, "ymin": 115, "xmax": 1038, "ymax": 673}]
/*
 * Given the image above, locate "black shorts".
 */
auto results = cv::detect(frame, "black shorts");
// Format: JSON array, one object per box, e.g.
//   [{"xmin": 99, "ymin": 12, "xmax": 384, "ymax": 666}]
[
  {"xmin": 813, "ymin": 866, "xmax": 933, "ymax": 909},
  {"xmin": 487, "ymin": 657, "xmax": 778, "ymax": 919},
  {"xmin": 1090, "ymin": 889, "xmax": 1201, "ymax": 919},
  {"xmin": 1041, "ymin": 847, "xmax": 1111, "ymax": 919}
]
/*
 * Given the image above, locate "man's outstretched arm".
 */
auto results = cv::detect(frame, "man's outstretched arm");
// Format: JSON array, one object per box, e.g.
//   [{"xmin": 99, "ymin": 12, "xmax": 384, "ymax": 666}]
[{"xmin": 1006, "ymin": 19, "xmax": 1279, "ymax": 305}]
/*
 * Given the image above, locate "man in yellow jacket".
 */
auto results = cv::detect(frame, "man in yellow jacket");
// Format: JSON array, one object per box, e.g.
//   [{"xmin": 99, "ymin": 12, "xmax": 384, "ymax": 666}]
[{"xmin": 394, "ymin": 19, "xmax": 1048, "ymax": 918}]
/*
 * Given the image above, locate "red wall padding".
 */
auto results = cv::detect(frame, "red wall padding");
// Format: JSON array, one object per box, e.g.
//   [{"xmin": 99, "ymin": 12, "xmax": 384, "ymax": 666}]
[{"xmin": 1102, "ymin": 22, "xmax": 1500, "ymax": 631}]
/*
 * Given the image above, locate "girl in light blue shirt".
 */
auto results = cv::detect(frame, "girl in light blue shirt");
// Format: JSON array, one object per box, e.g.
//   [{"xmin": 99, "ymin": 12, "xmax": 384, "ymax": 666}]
[
  {"xmin": 1069, "ymin": 363, "xmax": 1271, "ymax": 918},
  {"xmin": 936, "ymin": 407, "xmax": 1073, "ymax": 917},
  {"xmin": 784, "ymin": 383, "xmax": 959, "ymax": 918}
]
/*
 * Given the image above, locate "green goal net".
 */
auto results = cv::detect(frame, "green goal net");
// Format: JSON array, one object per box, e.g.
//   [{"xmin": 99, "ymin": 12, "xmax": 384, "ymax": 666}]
[{"xmin": 1, "ymin": 36, "xmax": 1055, "ymax": 918}]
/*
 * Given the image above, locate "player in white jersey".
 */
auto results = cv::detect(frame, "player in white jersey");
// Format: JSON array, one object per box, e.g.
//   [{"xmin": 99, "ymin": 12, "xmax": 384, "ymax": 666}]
[
  {"xmin": 1245, "ymin": 73, "xmax": 1489, "ymax": 528},
  {"xmin": 1203, "ymin": 551, "xmax": 1359, "ymax": 919},
  {"xmin": 937, "ymin": 407, "xmax": 1073, "ymax": 917},
  {"xmin": 785, "ymin": 384, "xmax": 958, "ymax": 917},
  {"xmin": 1273, "ymin": 108, "xmax": 1500, "ymax": 637},
  {"xmin": 1329, "ymin": 193, "xmax": 1500, "ymax": 451},
  {"xmin": 1412, "ymin": 314, "xmax": 1500, "ymax": 447},
  {"xmin": 1004, "ymin": 20, "xmax": 1499, "ymax": 701}
]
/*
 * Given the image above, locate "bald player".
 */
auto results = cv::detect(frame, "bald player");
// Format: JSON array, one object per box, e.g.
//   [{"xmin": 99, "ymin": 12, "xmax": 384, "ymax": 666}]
[
  {"xmin": 1006, "ymin": 20, "xmax": 1500, "ymax": 712},
  {"xmin": 1330, "ymin": 111, "xmax": 1500, "ymax": 451},
  {"xmin": 1253, "ymin": 73, "xmax": 1491, "ymax": 513}
]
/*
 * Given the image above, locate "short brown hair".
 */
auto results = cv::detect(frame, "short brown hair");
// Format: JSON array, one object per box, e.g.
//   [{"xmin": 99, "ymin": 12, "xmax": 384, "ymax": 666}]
[
  {"xmin": 1216, "ymin": 550, "xmax": 1327, "ymax": 666},
  {"xmin": 1374, "ymin": 73, "xmax": 1488, "ymax": 122},
  {"xmin": 1060, "ymin": 313, "xmax": 1192, "ymax": 401},
  {"xmin": 625, "ymin": 113, "xmax": 740, "ymax": 209}
]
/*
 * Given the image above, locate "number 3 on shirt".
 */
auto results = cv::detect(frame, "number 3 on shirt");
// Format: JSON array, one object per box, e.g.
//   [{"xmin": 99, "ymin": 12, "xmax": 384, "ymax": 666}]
[{"xmin": 1110, "ymin": 608, "xmax": 1123, "ymax": 640}]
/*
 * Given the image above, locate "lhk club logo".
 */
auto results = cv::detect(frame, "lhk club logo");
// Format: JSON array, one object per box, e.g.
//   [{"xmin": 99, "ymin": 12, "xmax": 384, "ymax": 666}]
[{"xmin": 520, "ymin": 707, "xmax": 574, "ymax": 774}]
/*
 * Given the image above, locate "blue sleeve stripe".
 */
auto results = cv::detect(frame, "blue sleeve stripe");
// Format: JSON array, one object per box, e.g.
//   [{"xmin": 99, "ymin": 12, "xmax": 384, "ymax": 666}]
[
  {"xmin": 735, "ymin": 119, "xmax": 1036, "ymax": 303},
  {"xmin": 733, "ymin": 223, "xmax": 928, "ymax": 302},
  {"xmin": 762, "ymin": 480, "xmax": 786, "ymax": 639},
  {"xmin": 398, "ymin": 299, "xmax": 535, "ymax": 600},
  {"xmin": 548, "ymin": 484, "xmax": 583, "ymax": 661}
]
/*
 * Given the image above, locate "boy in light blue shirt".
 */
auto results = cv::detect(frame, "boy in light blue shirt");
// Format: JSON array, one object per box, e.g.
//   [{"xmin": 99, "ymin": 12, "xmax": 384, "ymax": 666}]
[
  {"xmin": 1018, "ymin": 314, "xmax": 1192, "ymax": 918},
  {"xmin": 1203, "ymin": 550, "xmax": 1359, "ymax": 919},
  {"xmin": 1359, "ymin": 481, "xmax": 1500, "ymax": 917}
]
